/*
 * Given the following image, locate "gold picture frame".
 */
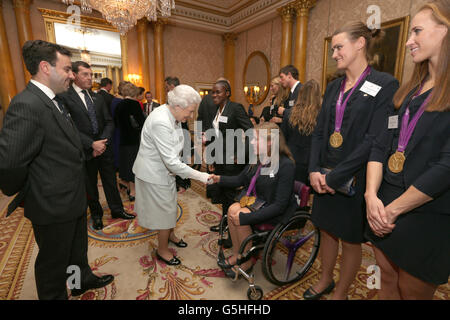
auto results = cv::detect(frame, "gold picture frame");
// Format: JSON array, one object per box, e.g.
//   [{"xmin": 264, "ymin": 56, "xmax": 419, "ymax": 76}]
[{"xmin": 321, "ymin": 16, "xmax": 410, "ymax": 95}]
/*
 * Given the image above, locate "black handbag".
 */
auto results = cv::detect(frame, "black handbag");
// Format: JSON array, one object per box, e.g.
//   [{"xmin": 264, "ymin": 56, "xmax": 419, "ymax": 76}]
[
  {"xmin": 129, "ymin": 115, "xmax": 141, "ymax": 130},
  {"xmin": 320, "ymin": 167, "xmax": 356, "ymax": 196}
]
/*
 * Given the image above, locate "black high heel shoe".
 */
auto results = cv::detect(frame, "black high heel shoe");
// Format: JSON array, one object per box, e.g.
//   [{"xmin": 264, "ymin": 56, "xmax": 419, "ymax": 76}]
[{"xmin": 125, "ymin": 188, "xmax": 135, "ymax": 202}]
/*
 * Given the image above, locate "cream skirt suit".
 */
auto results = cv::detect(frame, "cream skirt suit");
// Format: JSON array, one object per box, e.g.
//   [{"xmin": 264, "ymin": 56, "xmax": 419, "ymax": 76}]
[{"xmin": 133, "ymin": 105, "xmax": 209, "ymax": 230}]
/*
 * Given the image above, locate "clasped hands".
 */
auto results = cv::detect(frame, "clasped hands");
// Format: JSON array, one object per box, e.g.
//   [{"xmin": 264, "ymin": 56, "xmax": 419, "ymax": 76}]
[
  {"xmin": 92, "ymin": 139, "xmax": 108, "ymax": 158},
  {"xmin": 365, "ymin": 193, "xmax": 397, "ymax": 237},
  {"xmin": 309, "ymin": 172, "xmax": 335, "ymax": 195}
]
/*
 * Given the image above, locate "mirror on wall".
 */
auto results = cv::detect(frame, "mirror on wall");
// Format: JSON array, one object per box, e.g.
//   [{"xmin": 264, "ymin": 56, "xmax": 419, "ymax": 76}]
[{"xmin": 242, "ymin": 51, "xmax": 270, "ymax": 106}]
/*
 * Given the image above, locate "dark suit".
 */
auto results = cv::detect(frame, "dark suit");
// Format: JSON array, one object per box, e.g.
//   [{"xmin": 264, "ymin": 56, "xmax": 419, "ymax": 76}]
[
  {"xmin": 144, "ymin": 101, "xmax": 160, "ymax": 116},
  {"xmin": 0, "ymin": 81, "xmax": 95, "ymax": 299},
  {"xmin": 97, "ymin": 89, "xmax": 114, "ymax": 114},
  {"xmin": 196, "ymin": 94, "xmax": 216, "ymax": 132},
  {"xmin": 59, "ymin": 84, "xmax": 124, "ymax": 219},
  {"xmin": 283, "ymin": 81, "xmax": 301, "ymax": 110},
  {"xmin": 206, "ymin": 101, "xmax": 253, "ymax": 216}
]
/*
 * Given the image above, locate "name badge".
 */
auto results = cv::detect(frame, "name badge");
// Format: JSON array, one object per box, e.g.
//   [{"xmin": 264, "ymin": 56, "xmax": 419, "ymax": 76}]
[
  {"xmin": 269, "ymin": 172, "xmax": 275, "ymax": 178},
  {"xmin": 219, "ymin": 116, "xmax": 228, "ymax": 123},
  {"xmin": 289, "ymin": 100, "xmax": 294, "ymax": 107},
  {"xmin": 388, "ymin": 115, "xmax": 398, "ymax": 129},
  {"xmin": 360, "ymin": 81, "xmax": 382, "ymax": 97}
]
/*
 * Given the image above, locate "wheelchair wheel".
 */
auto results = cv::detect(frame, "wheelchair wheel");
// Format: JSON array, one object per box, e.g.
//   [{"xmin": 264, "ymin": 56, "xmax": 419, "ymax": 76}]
[
  {"xmin": 247, "ymin": 286, "xmax": 263, "ymax": 300},
  {"xmin": 262, "ymin": 212, "xmax": 320, "ymax": 286}
]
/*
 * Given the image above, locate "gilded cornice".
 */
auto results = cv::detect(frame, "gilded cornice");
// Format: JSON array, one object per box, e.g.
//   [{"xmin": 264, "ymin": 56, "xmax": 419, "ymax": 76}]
[{"xmin": 292, "ymin": 0, "xmax": 316, "ymax": 17}]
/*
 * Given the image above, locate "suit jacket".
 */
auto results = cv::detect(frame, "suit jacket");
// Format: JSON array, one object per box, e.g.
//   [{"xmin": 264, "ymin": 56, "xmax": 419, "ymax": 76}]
[
  {"xmin": 370, "ymin": 89, "xmax": 450, "ymax": 215},
  {"xmin": 205, "ymin": 101, "xmax": 253, "ymax": 166},
  {"xmin": 196, "ymin": 94, "xmax": 217, "ymax": 132},
  {"xmin": 309, "ymin": 69, "xmax": 399, "ymax": 190},
  {"xmin": 59, "ymin": 85, "xmax": 114, "ymax": 160},
  {"xmin": 144, "ymin": 101, "xmax": 160, "ymax": 116},
  {"xmin": 97, "ymin": 89, "xmax": 114, "ymax": 112},
  {"xmin": 219, "ymin": 156, "xmax": 297, "ymax": 225},
  {"xmin": 132, "ymin": 104, "xmax": 209, "ymax": 185},
  {"xmin": 0, "ymin": 82, "xmax": 86, "ymax": 225},
  {"xmin": 283, "ymin": 81, "xmax": 301, "ymax": 110},
  {"xmin": 114, "ymin": 98, "xmax": 145, "ymax": 146}
]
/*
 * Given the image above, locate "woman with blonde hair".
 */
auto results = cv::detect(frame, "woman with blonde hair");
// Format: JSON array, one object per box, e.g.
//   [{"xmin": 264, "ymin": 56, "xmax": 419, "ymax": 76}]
[
  {"xmin": 365, "ymin": 0, "xmax": 449, "ymax": 299},
  {"xmin": 305, "ymin": 20, "xmax": 399, "ymax": 300},
  {"xmin": 260, "ymin": 76, "xmax": 289, "ymax": 123},
  {"xmin": 281, "ymin": 79, "xmax": 321, "ymax": 183}
]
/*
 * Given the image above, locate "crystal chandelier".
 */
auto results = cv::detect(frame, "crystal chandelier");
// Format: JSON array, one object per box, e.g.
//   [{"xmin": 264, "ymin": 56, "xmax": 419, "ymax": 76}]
[{"xmin": 62, "ymin": 0, "xmax": 175, "ymax": 34}]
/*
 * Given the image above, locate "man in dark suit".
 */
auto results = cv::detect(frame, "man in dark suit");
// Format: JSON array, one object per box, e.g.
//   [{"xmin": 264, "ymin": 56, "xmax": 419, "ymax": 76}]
[
  {"xmin": 0, "ymin": 40, "xmax": 113, "ymax": 299},
  {"xmin": 59, "ymin": 61, "xmax": 135, "ymax": 230},
  {"xmin": 278, "ymin": 64, "xmax": 301, "ymax": 117},
  {"xmin": 143, "ymin": 91, "xmax": 160, "ymax": 116},
  {"xmin": 97, "ymin": 77, "xmax": 114, "ymax": 113}
]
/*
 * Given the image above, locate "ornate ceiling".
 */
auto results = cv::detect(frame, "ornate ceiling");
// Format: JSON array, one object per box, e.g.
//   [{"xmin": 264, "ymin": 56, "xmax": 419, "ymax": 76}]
[{"xmin": 172, "ymin": 0, "xmax": 291, "ymax": 33}]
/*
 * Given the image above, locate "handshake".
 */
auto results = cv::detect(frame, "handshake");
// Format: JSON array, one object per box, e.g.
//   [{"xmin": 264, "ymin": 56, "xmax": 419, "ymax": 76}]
[{"xmin": 206, "ymin": 174, "xmax": 220, "ymax": 185}]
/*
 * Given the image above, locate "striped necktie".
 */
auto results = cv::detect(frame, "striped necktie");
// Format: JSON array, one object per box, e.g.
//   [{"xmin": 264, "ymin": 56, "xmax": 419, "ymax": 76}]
[{"xmin": 81, "ymin": 90, "xmax": 99, "ymax": 135}]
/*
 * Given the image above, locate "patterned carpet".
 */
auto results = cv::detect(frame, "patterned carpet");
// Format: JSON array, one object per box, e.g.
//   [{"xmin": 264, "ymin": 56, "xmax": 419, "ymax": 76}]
[{"xmin": 0, "ymin": 182, "xmax": 448, "ymax": 300}]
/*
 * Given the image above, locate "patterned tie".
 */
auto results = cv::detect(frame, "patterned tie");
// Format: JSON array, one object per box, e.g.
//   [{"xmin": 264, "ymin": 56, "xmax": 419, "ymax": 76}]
[
  {"xmin": 53, "ymin": 96, "xmax": 72, "ymax": 125},
  {"xmin": 81, "ymin": 89, "xmax": 99, "ymax": 135}
]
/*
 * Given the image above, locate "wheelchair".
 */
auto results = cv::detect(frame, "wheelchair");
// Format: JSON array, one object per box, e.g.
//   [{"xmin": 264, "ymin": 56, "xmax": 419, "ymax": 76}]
[{"xmin": 217, "ymin": 181, "xmax": 320, "ymax": 300}]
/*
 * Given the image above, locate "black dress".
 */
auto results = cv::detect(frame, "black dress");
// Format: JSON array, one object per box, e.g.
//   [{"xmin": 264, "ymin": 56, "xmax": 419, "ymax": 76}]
[
  {"xmin": 281, "ymin": 108, "xmax": 313, "ymax": 184},
  {"xmin": 366, "ymin": 89, "xmax": 450, "ymax": 285},
  {"xmin": 114, "ymin": 98, "xmax": 145, "ymax": 182},
  {"xmin": 309, "ymin": 69, "xmax": 399, "ymax": 243}
]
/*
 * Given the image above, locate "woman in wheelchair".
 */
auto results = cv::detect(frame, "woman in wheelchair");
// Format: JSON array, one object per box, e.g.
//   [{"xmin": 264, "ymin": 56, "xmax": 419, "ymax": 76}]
[{"xmin": 209, "ymin": 122, "xmax": 297, "ymax": 276}]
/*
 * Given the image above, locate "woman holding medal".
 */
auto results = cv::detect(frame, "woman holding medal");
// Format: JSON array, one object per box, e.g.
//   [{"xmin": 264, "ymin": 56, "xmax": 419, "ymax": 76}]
[
  {"xmin": 209, "ymin": 122, "xmax": 297, "ymax": 276},
  {"xmin": 365, "ymin": 0, "xmax": 449, "ymax": 299},
  {"xmin": 305, "ymin": 22, "xmax": 399, "ymax": 300}
]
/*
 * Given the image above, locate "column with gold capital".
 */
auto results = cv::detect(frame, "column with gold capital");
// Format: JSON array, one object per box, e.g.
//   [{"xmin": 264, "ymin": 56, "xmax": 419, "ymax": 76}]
[
  {"xmin": 13, "ymin": 0, "xmax": 33, "ymax": 84},
  {"xmin": 277, "ymin": 4, "xmax": 295, "ymax": 69},
  {"xmin": 153, "ymin": 18, "xmax": 167, "ymax": 104},
  {"xmin": 223, "ymin": 33, "xmax": 237, "ymax": 98},
  {"xmin": 137, "ymin": 18, "xmax": 150, "ymax": 91},
  {"xmin": 293, "ymin": 0, "xmax": 316, "ymax": 83},
  {"xmin": 120, "ymin": 35, "xmax": 128, "ymax": 81},
  {"xmin": 0, "ymin": 1, "xmax": 18, "ymax": 115}
]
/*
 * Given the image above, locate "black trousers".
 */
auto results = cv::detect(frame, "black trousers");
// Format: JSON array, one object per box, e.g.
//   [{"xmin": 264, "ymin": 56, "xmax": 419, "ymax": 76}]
[
  {"xmin": 32, "ymin": 214, "xmax": 94, "ymax": 300},
  {"xmin": 85, "ymin": 148, "xmax": 123, "ymax": 219}
]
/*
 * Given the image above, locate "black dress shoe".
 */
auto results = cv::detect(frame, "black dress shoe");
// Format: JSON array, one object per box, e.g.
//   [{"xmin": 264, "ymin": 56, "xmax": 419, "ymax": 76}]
[
  {"xmin": 210, "ymin": 224, "xmax": 220, "ymax": 232},
  {"xmin": 71, "ymin": 275, "xmax": 114, "ymax": 297},
  {"xmin": 92, "ymin": 218, "xmax": 103, "ymax": 230},
  {"xmin": 303, "ymin": 280, "xmax": 335, "ymax": 300},
  {"xmin": 155, "ymin": 252, "xmax": 181, "ymax": 266},
  {"xmin": 111, "ymin": 211, "xmax": 135, "ymax": 220},
  {"xmin": 169, "ymin": 238, "xmax": 188, "ymax": 248}
]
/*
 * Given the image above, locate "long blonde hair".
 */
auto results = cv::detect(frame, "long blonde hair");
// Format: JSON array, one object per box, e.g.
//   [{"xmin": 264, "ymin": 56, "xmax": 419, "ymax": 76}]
[
  {"xmin": 254, "ymin": 122, "xmax": 294, "ymax": 163},
  {"xmin": 393, "ymin": 0, "xmax": 449, "ymax": 111},
  {"xmin": 289, "ymin": 80, "xmax": 322, "ymax": 135},
  {"xmin": 270, "ymin": 76, "xmax": 290, "ymax": 107}
]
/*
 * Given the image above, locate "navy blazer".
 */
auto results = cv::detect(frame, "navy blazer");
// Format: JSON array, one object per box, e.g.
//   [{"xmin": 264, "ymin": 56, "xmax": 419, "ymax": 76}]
[
  {"xmin": 370, "ymin": 90, "xmax": 450, "ymax": 215},
  {"xmin": 309, "ymin": 69, "xmax": 399, "ymax": 190},
  {"xmin": 59, "ymin": 85, "xmax": 114, "ymax": 160},
  {"xmin": 219, "ymin": 156, "xmax": 297, "ymax": 225},
  {"xmin": 283, "ymin": 82, "xmax": 301, "ymax": 110}
]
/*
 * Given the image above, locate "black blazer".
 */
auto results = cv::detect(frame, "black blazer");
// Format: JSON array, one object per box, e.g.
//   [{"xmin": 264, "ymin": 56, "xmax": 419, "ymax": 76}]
[
  {"xmin": 309, "ymin": 69, "xmax": 399, "ymax": 190},
  {"xmin": 219, "ymin": 156, "xmax": 297, "ymax": 225},
  {"xmin": 114, "ymin": 98, "xmax": 145, "ymax": 146},
  {"xmin": 0, "ymin": 82, "xmax": 86, "ymax": 225},
  {"xmin": 197, "ymin": 94, "xmax": 217, "ymax": 132},
  {"xmin": 283, "ymin": 82, "xmax": 301, "ymax": 110},
  {"xmin": 97, "ymin": 89, "xmax": 114, "ymax": 111},
  {"xmin": 59, "ymin": 85, "xmax": 115, "ymax": 160},
  {"xmin": 207, "ymin": 101, "xmax": 253, "ymax": 165},
  {"xmin": 144, "ymin": 101, "xmax": 160, "ymax": 116},
  {"xmin": 281, "ymin": 108, "xmax": 313, "ymax": 183},
  {"xmin": 370, "ymin": 90, "xmax": 450, "ymax": 215}
]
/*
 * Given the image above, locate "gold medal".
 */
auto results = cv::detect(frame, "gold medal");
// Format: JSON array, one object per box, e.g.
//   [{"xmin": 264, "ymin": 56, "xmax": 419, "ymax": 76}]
[
  {"xmin": 240, "ymin": 195, "xmax": 256, "ymax": 208},
  {"xmin": 329, "ymin": 131, "xmax": 343, "ymax": 148},
  {"xmin": 388, "ymin": 151, "xmax": 406, "ymax": 173}
]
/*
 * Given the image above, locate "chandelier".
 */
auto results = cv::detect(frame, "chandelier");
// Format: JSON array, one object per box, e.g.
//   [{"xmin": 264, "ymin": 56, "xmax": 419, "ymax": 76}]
[{"xmin": 62, "ymin": 0, "xmax": 175, "ymax": 34}]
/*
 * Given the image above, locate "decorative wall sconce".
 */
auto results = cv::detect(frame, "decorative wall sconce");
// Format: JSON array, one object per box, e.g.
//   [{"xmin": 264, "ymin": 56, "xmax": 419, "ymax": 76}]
[
  {"xmin": 199, "ymin": 90, "xmax": 210, "ymax": 98},
  {"xmin": 127, "ymin": 74, "xmax": 142, "ymax": 86},
  {"xmin": 244, "ymin": 85, "xmax": 267, "ymax": 104}
]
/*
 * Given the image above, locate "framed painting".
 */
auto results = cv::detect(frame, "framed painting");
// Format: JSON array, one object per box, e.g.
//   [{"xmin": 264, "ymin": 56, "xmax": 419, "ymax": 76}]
[{"xmin": 321, "ymin": 16, "xmax": 410, "ymax": 95}]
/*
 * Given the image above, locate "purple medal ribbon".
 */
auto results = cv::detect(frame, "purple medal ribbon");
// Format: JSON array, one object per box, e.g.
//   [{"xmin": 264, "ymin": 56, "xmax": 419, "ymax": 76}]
[
  {"xmin": 246, "ymin": 164, "xmax": 262, "ymax": 197},
  {"xmin": 334, "ymin": 65, "xmax": 372, "ymax": 133},
  {"xmin": 397, "ymin": 85, "xmax": 432, "ymax": 153}
]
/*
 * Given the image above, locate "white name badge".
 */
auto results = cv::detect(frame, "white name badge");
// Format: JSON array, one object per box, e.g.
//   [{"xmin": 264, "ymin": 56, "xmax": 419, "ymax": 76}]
[
  {"xmin": 289, "ymin": 100, "xmax": 294, "ymax": 107},
  {"xmin": 360, "ymin": 81, "xmax": 382, "ymax": 97},
  {"xmin": 218, "ymin": 115, "xmax": 228, "ymax": 123},
  {"xmin": 269, "ymin": 172, "xmax": 275, "ymax": 178},
  {"xmin": 388, "ymin": 115, "xmax": 399, "ymax": 129}
]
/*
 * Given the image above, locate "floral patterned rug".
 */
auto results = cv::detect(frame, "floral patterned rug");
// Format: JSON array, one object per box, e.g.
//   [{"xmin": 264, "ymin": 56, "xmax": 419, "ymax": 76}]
[{"xmin": 1, "ymin": 184, "xmax": 449, "ymax": 300}]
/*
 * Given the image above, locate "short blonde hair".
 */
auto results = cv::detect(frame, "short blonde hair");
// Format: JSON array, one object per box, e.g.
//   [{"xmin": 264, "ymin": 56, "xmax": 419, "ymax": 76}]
[{"xmin": 121, "ymin": 82, "xmax": 139, "ymax": 98}]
